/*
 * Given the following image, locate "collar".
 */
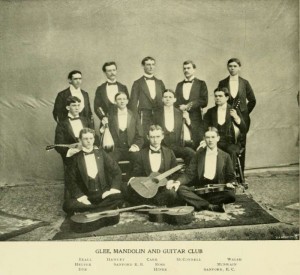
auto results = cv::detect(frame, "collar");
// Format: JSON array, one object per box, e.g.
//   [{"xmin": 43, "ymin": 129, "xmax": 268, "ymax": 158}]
[
  {"xmin": 107, "ymin": 79, "xmax": 117, "ymax": 84},
  {"xmin": 149, "ymin": 145, "xmax": 161, "ymax": 152},
  {"xmin": 206, "ymin": 147, "xmax": 218, "ymax": 155},
  {"xmin": 70, "ymin": 85, "xmax": 81, "ymax": 93},
  {"xmin": 229, "ymin": 75, "xmax": 239, "ymax": 81},
  {"xmin": 82, "ymin": 147, "xmax": 94, "ymax": 154},
  {"xmin": 164, "ymin": 106, "xmax": 174, "ymax": 113},
  {"xmin": 184, "ymin": 76, "xmax": 195, "ymax": 82},
  {"xmin": 68, "ymin": 113, "xmax": 80, "ymax": 119},
  {"xmin": 118, "ymin": 108, "xmax": 128, "ymax": 115},
  {"xmin": 218, "ymin": 103, "xmax": 227, "ymax": 111},
  {"xmin": 144, "ymin": 73, "xmax": 154, "ymax": 78}
]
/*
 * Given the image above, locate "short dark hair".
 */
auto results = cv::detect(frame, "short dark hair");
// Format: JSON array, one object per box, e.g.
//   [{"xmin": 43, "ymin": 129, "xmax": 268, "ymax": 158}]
[
  {"xmin": 68, "ymin": 70, "xmax": 82, "ymax": 80},
  {"xmin": 163, "ymin": 89, "xmax": 176, "ymax": 97},
  {"xmin": 79, "ymin": 128, "xmax": 95, "ymax": 139},
  {"xmin": 102, "ymin": 61, "xmax": 117, "ymax": 72},
  {"xmin": 183, "ymin": 60, "xmax": 196, "ymax": 69},
  {"xmin": 141, "ymin": 56, "xmax": 155, "ymax": 65},
  {"xmin": 227, "ymin": 58, "xmax": 241, "ymax": 66},
  {"xmin": 148, "ymin": 125, "xmax": 164, "ymax": 135},
  {"xmin": 66, "ymin": 96, "xmax": 81, "ymax": 106},
  {"xmin": 214, "ymin": 87, "xmax": 230, "ymax": 97},
  {"xmin": 205, "ymin": 127, "xmax": 219, "ymax": 136},
  {"xmin": 115, "ymin": 92, "xmax": 128, "ymax": 101}
]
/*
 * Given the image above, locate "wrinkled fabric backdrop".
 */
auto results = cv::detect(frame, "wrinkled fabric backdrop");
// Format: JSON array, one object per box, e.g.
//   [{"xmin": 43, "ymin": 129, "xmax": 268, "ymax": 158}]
[{"xmin": 0, "ymin": 0, "xmax": 298, "ymax": 184}]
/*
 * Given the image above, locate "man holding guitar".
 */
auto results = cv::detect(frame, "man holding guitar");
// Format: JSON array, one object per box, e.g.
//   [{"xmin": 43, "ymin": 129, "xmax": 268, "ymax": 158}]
[{"xmin": 172, "ymin": 128, "xmax": 236, "ymax": 212}]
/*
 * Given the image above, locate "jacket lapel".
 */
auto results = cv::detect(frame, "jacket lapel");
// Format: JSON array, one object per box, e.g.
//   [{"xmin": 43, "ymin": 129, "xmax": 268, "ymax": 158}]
[
  {"xmin": 141, "ymin": 77, "xmax": 154, "ymax": 103},
  {"xmin": 78, "ymin": 152, "xmax": 89, "ymax": 188},
  {"xmin": 94, "ymin": 149, "xmax": 106, "ymax": 187},
  {"xmin": 127, "ymin": 110, "xmax": 133, "ymax": 143},
  {"xmin": 66, "ymin": 120, "xmax": 77, "ymax": 141},
  {"xmin": 142, "ymin": 149, "xmax": 152, "ymax": 175},
  {"xmin": 198, "ymin": 149, "xmax": 206, "ymax": 179},
  {"xmin": 216, "ymin": 149, "xmax": 224, "ymax": 182}
]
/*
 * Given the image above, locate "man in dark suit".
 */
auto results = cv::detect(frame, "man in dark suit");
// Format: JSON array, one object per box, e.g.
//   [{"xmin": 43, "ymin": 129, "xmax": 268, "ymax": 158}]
[
  {"xmin": 198, "ymin": 87, "xmax": 246, "ymax": 168},
  {"xmin": 105, "ymin": 92, "xmax": 143, "ymax": 166},
  {"xmin": 175, "ymin": 60, "xmax": 208, "ymax": 149},
  {"xmin": 153, "ymin": 89, "xmax": 195, "ymax": 165},
  {"xmin": 218, "ymin": 58, "xmax": 256, "ymax": 171},
  {"xmin": 55, "ymin": 96, "xmax": 93, "ymax": 166},
  {"xmin": 172, "ymin": 128, "xmax": 236, "ymax": 212},
  {"xmin": 53, "ymin": 70, "xmax": 93, "ymax": 123},
  {"xmin": 94, "ymin": 62, "xmax": 129, "ymax": 123},
  {"xmin": 128, "ymin": 125, "xmax": 179, "ymax": 207},
  {"xmin": 128, "ymin": 56, "xmax": 165, "ymax": 142},
  {"xmin": 63, "ymin": 128, "xmax": 124, "ymax": 214}
]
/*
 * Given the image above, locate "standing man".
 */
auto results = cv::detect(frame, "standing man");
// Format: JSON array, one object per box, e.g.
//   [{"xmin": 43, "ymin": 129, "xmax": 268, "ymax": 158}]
[
  {"xmin": 170, "ymin": 128, "xmax": 236, "ymax": 212},
  {"xmin": 53, "ymin": 70, "xmax": 93, "ymax": 124},
  {"xmin": 94, "ymin": 62, "xmax": 129, "ymax": 123},
  {"xmin": 218, "ymin": 58, "xmax": 256, "ymax": 171},
  {"xmin": 175, "ymin": 60, "xmax": 208, "ymax": 149},
  {"xmin": 63, "ymin": 128, "xmax": 124, "ymax": 215},
  {"xmin": 128, "ymin": 56, "xmax": 165, "ymax": 142},
  {"xmin": 153, "ymin": 89, "xmax": 195, "ymax": 165}
]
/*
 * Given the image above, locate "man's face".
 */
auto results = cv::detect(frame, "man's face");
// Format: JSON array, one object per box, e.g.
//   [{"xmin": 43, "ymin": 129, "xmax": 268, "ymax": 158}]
[
  {"xmin": 104, "ymin": 65, "xmax": 117, "ymax": 81},
  {"xmin": 148, "ymin": 129, "xmax": 164, "ymax": 149},
  {"xmin": 227, "ymin": 62, "xmax": 240, "ymax": 76},
  {"xmin": 183, "ymin": 63, "xmax": 195, "ymax": 79},
  {"xmin": 214, "ymin": 91, "xmax": 228, "ymax": 106},
  {"xmin": 66, "ymin": 102, "xmax": 80, "ymax": 116},
  {"xmin": 115, "ymin": 94, "xmax": 128, "ymax": 110},
  {"xmin": 162, "ymin": 91, "xmax": 176, "ymax": 107},
  {"xmin": 204, "ymin": 131, "xmax": 220, "ymax": 150},
  {"xmin": 143, "ymin": 60, "xmax": 155, "ymax": 75},
  {"xmin": 80, "ymin": 132, "xmax": 95, "ymax": 150},
  {"xmin": 69, "ymin": 73, "xmax": 82, "ymax": 89}
]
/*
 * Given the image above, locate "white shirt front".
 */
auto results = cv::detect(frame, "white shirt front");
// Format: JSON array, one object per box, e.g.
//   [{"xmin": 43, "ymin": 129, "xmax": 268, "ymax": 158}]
[
  {"xmin": 204, "ymin": 147, "xmax": 218, "ymax": 180},
  {"xmin": 164, "ymin": 106, "xmax": 175, "ymax": 132},
  {"xmin": 106, "ymin": 80, "xmax": 118, "ymax": 104},
  {"xmin": 118, "ymin": 108, "xmax": 128, "ymax": 131},
  {"xmin": 70, "ymin": 85, "xmax": 84, "ymax": 112},
  {"xmin": 82, "ymin": 149, "xmax": 98, "ymax": 179},
  {"xmin": 68, "ymin": 114, "xmax": 83, "ymax": 138},
  {"xmin": 149, "ymin": 145, "xmax": 161, "ymax": 172},
  {"xmin": 144, "ymin": 74, "xmax": 156, "ymax": 99},
  {"xmin": 183, "ymin": 77, "xmax": 194, "ymax": 100},
  {"xmin": 217, "ymin": 103, "xmax": 227, "ymax": 126},
  {"xmin": 229, "ymin": 75, "xmax": 239, "ymax": 98}
]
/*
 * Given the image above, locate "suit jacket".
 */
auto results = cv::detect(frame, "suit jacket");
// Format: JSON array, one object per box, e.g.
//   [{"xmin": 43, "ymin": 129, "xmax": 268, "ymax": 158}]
[
  {"xmin": 128, "ymin": 76, "xmax": 165, "ymax": 113},
  {"xmin": 176, "ymin": 148, "xmax": 235, "ymax": 186},
  {"xmin": 54, "ymin": 117, "xmax": 92, "ymax": 159},
  {"xmin": 153, "ymin": 107, "xmax": 183, "ymax": 147},
  {"xmin": 132, "ymin": 146, "xmax": 177, "ymax": 177},
  {"xmin": 52, "ymin": 87, "xmax": 93, "ymax": 123},
  {"xmin": 175, "ymin": 78, "xmax": 208, "ymax": 120},
  {"xmin": 218, "ymin": 76, "xmax": 256, "ymax": 115},
  {"xmin": 66, "ymin": 148, "xmax": 122, "ymax": 199},
  {"xmin": 94, "ymin": 81, "xmax": 129, "ymax": 119},
  {"xmin": 107, "ymin": 108, "xmax": 144, "ymax": 149},
  {"xmin": 199, "ymin": 104, "xmax": 246, "ymax": 144}
]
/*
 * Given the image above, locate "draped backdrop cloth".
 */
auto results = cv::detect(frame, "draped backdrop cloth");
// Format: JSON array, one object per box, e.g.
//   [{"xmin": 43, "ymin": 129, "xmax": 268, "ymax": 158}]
[{"xmin": 0, "ymin": 0, "xmax": 298, "ymax": 184}]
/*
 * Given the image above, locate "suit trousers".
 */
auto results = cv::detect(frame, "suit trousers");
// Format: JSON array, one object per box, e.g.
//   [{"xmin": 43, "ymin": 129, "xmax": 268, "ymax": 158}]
[{"xmin": 169, "ymin": 145, "xmax": 195, "ymax": 165}]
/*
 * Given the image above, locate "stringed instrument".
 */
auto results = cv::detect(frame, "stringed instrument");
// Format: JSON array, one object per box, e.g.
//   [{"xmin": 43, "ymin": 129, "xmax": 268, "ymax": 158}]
[
  {"xmin": 136, "ymin": 206, "xmax": 194, "ymax": 225},
  {"xmin": 231, "ymin": 99, "xmax": 241, "ymax": 143},
  {"xmin": 193, "ymin": 184, "xmax": 235, "ymax": 195},
  {"xmin": 129, "ymin": 164, "xmax": 184, "ymax": 199},
  {"xmin": 45, "ymin": 143, "xmax": 80, "ymax": 151},
  {"xmin": 70, "ymin": 205, "xmax": 154, "ymax": 233},
  {"xmin": 98, "ymin": 107, "xmax": 114, "ymax": 152}
]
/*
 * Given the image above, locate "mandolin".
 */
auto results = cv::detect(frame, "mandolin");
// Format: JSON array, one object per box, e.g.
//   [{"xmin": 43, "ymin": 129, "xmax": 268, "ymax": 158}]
[
  {"xmin": 136, "ymin": 206, "xmax": 194, "ymax": 225},
  {"xmin": 98, "ymin": 107, "xmax": 114, "ymax": 152},
  {"xmin": 231, "ymin": 99, "xmax": 241, "ymax": 143},
  {"xmin": 70, "ymin": 204, "xmax": 154, "ymax": 233},
  {"xmin": 45, "ymin": 143, "xmax": 80, "ymax": 151},
  {"xmin": 129, "ymin": 164, "xmax": 184, "ymax": 199}
]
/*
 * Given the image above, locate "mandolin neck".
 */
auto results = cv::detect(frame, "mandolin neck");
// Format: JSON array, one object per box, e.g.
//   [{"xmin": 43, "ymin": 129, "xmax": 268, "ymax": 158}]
[{"xmin": 154, "ymin": 165, "xmax": 183, "ymax": 181}]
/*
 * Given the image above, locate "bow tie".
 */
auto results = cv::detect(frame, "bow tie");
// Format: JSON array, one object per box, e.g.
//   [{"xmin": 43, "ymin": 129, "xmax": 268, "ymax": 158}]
[
  {"xmin": 150, "ymin": 149, "xmax": 161, "ymax": 154},
  {"xmin": 69, "ymin": 117, "xmax": 80, "ymax": 121},
  {"xmin": 183, "ymin": 80, "xmax": 193, "ymax": 84},
  {"xmin": 83, "ymin": 150, "xmax": 94, "ymax": 156},
  {"xmin": 107, "ymin": 82, "xmax": 117, "ymax": 86},
  {"xmin": 144, "ymin": 76, "xmax": 155, "ymax": 81}
]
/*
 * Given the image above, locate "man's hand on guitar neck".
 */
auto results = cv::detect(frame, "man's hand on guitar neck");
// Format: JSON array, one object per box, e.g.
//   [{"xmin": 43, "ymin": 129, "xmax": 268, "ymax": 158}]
[
  {"xmin": 229, "ymin": 109, "xmax": 241, "ymax": 124},
  {"xmin": 225, "ymin": 183, "xmax": 236, "ymax": 189},
  {"xmin": 166, "ymin": 180, "xmax": 180, "ymax": 192}
]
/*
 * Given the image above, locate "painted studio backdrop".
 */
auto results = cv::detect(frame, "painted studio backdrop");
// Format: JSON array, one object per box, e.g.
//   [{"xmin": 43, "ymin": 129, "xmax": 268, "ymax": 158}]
[{"xmin": 0, "ymin": 0, "xmax": 298, "ymax": 184}]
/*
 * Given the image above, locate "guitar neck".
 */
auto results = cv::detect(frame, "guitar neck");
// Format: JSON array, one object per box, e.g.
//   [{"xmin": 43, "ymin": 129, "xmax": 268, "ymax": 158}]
[{"xmin": 155, "ymin": 165, "xmax": 184, "ymax": 181}]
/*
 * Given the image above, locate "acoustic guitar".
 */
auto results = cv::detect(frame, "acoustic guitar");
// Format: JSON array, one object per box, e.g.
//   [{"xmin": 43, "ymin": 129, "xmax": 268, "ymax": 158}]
[
  {"xmin": 70, "ymin": 205, "xmax": 154, "ymax": 233},
  {"xmin": 129, "ymin": 164, "xmax": 184, "ymax": 199},
  {"xmin": 136, "ymin": 206, "xmax": 195, "ymax": 225}
]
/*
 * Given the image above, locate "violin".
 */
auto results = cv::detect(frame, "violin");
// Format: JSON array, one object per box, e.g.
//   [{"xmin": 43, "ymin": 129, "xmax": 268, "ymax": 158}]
[
  {"xmin": 193, "ymin": 184, "xmax": 235, "ymax": 195},
  {"xmin": 129, "ymin": 164, "xmax": 184, "ymax": 199},
  {"xmin": 136, "ymin": 206, "xmax": 195, "ymax": 225},
  {"xmin": 70, "ymin": 205, "xmax": 154, "ymax": 233}
]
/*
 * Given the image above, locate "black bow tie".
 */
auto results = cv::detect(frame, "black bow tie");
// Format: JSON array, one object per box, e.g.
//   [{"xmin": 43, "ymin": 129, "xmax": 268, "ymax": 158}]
[
  {"xmin": 69, "ymin": 117, "xmax": 80, "ymax": 121},
  {"xmin": 150, "ymin": 149, "xmax": 161, "ymax": 154},
  {"xmin": 144, "ymin": 76, "xmax": 155, "ymax": 81},
  {"xmin": 84, "ymin": 150, "xmax": 94, "ymax": 156},
  {"xmin": 107, "ymin": 82, "xmax": 117, "ymax": 86},
  {"xmin": 184, "ymin": 80, "xmax": 193, "ymax": 84}
]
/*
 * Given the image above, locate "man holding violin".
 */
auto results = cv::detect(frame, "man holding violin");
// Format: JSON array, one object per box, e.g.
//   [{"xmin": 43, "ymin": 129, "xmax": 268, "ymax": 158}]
[{"xmin": 169, "ymin": 128, "xmax": 236, "ymax": 212}]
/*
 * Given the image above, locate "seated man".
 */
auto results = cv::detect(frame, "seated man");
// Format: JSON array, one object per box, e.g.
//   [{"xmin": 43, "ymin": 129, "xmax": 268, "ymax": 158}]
[
  {"xmin": 63, "ymin": 128, "xmax": 124, "ymax": 215},
  {"xmin": 170, "ymin": 128, "xmax": 236, "ymax": 212},
  {"xmin": 127, "ymin": 125, "xmax": 179, "ymax": 207},
  {"xmin": 153, "ymin": 89, "xmax": 196, "ymax": 165},
  {"xmin": 199, "ymin": 87, "xmax": 246, "ymax": 168}
]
